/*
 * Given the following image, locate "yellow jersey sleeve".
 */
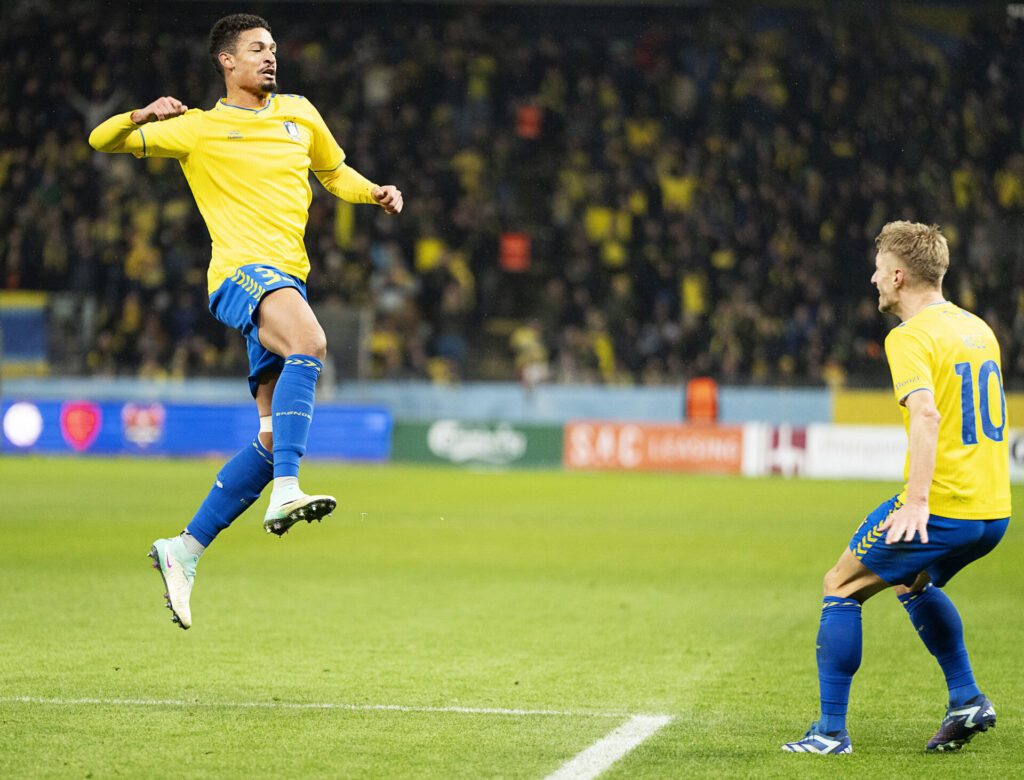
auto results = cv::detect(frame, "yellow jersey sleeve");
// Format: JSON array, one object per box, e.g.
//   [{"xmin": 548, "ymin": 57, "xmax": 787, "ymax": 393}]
[
  {"xmin": 301, "ymin": 99, "xmax": 378, "ymax": 204},
  {"xmin": 306, "ymin": 100, "xmax": 346, "ymax": 173},
  {"xmin": 885, "ymin": 326, "xmax": 934, "ymax": 404},
  {"xmin": 133, "ymin": 110, "xmax": 203, "ymax": 159},
  {"xmin": 88, "ymin": 109, "xmax": 201, "ymax": 158},
  {"xmin": 88, "ymin": 111, "xmax": 141, "ymax": 153},
  {"xmin": 315, "ymin": 163, "xmax": 378, "ymax": 204}
]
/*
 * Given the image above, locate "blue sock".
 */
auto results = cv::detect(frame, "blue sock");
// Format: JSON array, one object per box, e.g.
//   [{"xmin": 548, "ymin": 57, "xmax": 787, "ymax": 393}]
[
  {"xmin": 898, "ymin": 584, "xmax": 980, "ymax": 707},
  {"xmin": 272, "ymin": 354, "xmax": 322, "ymax": 478},
  {"xmin": 817, "ymin": 596, "xmax": 862, "ymax": 733},
  {"xmin": 186, "ymin": 439, "xmax": 274, "ymax": 546}
]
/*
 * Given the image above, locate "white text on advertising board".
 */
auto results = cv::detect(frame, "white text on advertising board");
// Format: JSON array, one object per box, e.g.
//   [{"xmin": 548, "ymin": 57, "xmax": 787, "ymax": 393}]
[
  {"xmin": 427, "ymin": 420, "xmax": 527, "ymax": 464},
  {"xmin": 565, "ymin": 422, "xmax": 743, "ymax": 472}
]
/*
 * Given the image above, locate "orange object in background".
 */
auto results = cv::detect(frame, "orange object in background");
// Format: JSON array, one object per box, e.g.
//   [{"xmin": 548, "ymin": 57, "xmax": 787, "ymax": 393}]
[
  {"xmin": 499, "ymin": 232, "xmax": 531, "ymax": 272},
  {"xmin": 685, "ymin": 377, "xmax": 719, "ymax": 422},
  {"xmin": 515, "ymin": 105, "xmax": 542, "ymax": 139}
]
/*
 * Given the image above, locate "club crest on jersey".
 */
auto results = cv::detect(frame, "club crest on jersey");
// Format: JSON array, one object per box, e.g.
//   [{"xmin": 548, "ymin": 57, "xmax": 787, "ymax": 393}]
[{"xmin": 283, "ymin": 120, "xmax": 301, "ymax": 142}]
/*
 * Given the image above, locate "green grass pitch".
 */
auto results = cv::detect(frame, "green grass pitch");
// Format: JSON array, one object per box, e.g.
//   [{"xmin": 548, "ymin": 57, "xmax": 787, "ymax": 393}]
[{"xmin": 1, "ymin": 455, "xmax": 1021, "ymax": 778}]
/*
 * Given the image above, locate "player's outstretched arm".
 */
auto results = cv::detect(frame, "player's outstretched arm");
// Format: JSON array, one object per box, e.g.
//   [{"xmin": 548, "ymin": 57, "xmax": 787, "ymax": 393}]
[
  {"xmin": 89, "ymin": 96, "xmax": 189, "ymax": 153},
  {"xmin": 315, "ymin": 164, "xmax": 403, "ymax": 214}
]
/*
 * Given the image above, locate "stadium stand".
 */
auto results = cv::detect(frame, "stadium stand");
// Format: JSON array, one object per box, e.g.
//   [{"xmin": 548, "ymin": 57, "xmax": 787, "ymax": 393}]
[{"xmin": 2, "ymin": 1, "xmax": 1023, "ymax": 386}]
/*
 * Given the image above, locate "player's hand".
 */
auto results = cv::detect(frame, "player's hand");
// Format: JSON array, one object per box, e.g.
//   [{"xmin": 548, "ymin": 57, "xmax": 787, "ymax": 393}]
[
  {"xmin": 131, "ymin": 97, "xmax": 188, "ymax": 125},
  {"xmin": 371, "ymin": 185, "xmax": 403, "ymax": 215},
  {"xmin": 880, "ymin": 502, "xmax": 930, "ymax": 545}
]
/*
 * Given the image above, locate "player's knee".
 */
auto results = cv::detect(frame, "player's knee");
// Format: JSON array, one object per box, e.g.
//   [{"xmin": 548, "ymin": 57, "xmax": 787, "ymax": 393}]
[
  {"xmin": 310, "ymin": 333, "xmax": 327, "ymax": 362},
  {"xmin": 822, "ymin": 561, "xmax": 887, "ymax": 602},
  {"xmin": 297, "ymin": 326, "xmax": 327, "ymax": 361},
  {"xmin": 822, "ymin": 570, "xmax": 835, "ymax": 597},
  {"xmin": 822, "ymin": 566, "xmax": 845, "ymax": 597}
]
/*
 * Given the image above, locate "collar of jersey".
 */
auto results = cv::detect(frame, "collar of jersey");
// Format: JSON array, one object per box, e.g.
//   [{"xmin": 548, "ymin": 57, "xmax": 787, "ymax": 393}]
[
  {"xmin": 899, "ymin": 300, "xmax": 952, "ymax": 327},
  {"xmin": 214, "ymin": 95, "xmax": 277, "ymax": 116}
]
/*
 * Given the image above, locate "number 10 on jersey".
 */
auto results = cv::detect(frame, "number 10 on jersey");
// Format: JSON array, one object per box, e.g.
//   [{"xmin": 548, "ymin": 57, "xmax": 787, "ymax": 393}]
[{"xmin": 955, "ymin": 360, "xmax": 1006, "ymax": 445}]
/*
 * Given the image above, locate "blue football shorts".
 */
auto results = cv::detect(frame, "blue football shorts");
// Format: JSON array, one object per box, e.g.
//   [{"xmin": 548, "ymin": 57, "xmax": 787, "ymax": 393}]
[
  {"xmin": 208, "ymin": 263, "xmax": 308, "ymax": 397},
  {"xmin": 850, "ymin": 494, "xmax": 1009, "ymax": 587}
]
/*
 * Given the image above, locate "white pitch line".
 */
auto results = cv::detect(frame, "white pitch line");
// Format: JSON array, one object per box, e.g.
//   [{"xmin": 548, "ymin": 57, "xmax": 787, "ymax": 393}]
[
  {"xmin": 544, "ymin": 714, "xmax": 674, "ymax": 780},
  {"xmin": 0, "ymin": 696, "xmax": 649, "ymax": 720}
]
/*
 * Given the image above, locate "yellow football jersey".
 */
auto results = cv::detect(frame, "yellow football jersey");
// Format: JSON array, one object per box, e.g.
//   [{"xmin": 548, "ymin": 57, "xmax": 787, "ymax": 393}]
[
  {"xmin": 885, "ymin": 301, "xmax": 1011, "ymax": 519},
  {"xmin": 89, "ymin": 94, "xmax": 377, "ymax": 292}
]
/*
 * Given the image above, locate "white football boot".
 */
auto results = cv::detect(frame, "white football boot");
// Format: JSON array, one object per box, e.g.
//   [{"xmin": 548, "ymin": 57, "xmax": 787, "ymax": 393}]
[
  {"xmin": 147, "ymin": 537, "xmax": 198, "ymax": 629},
  {"xmin": 262, "ymin": 493, "xmax": 336, "ymax": 536}
]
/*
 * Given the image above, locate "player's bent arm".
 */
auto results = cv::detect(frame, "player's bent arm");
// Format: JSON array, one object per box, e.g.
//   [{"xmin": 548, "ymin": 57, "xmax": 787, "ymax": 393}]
[
  {"xmin": 89, "ymin": 111, "xmax": 144, "ymax": 152},
  {"xmin": 88, "ymin": 96, "xmax": 188, "ymax": 153}
]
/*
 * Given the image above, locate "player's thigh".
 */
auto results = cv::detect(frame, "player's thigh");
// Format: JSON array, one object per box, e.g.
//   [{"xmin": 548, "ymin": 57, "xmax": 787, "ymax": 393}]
[
  {"xmin": 257, "ymin": 287, "xmax": 326, "ymax": 358},
  {"xmin": 824, "ymin": 547, "xmax": 891, "ymax": 602},
  {"xmin": 208, "ymin": 264, "xmax": 311, "ymax": 388}
]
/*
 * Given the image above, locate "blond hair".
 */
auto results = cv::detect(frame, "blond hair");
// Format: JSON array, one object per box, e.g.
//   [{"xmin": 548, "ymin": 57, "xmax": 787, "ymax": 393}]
[{"xmin": 875, "ymin": 221, "xmax": 949, "ymax": 287}]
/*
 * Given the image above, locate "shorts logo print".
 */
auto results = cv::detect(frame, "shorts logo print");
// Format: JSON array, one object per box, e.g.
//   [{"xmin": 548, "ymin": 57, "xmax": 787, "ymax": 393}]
[
  {"xmin": 231, "ymin": 269, "xmax": 266, "ymax": 300},
  {"xmin": 854, "ymin": 498, "xmax": 902, "ymax": 559}
]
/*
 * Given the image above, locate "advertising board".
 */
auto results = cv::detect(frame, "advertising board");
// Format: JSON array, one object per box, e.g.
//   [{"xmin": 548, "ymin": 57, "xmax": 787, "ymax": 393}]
[
  {"xmin": 1, "ymin": 399, "xmax": 392, "ymax": 461},
  {"xmin": 563, "ymin": 421, "xmax": 744, "ymax": 473},
  {"xmin": 391, "ymin": 420, "xmax": 563, "ymax": 467}
]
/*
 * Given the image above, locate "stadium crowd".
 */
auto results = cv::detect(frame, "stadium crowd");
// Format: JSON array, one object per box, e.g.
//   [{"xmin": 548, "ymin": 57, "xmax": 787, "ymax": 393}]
[{"xmin": 3, "ymin": 1, "xmax": 1024, "ymax": 386}]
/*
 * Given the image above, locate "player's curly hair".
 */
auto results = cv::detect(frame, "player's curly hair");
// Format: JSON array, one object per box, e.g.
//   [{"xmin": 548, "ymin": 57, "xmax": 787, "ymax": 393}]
[
  {"xmin": 209, "ymin": 14, "xmax": 272, "ymax": 75},
  {"xmin": 875, "ymin": 220, "xmax": 949, "ymax": 287}
]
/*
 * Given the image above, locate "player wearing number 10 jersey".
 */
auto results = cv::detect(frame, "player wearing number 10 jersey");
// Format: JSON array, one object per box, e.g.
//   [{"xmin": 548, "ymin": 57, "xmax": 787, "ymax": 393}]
[
  {"xmin": 886, "ymin": 299, "xmax": 1010, "ymax": 518},
  {"xmin": 782, "ymin": 221, "xmax": 1010, "ymax": 755}
]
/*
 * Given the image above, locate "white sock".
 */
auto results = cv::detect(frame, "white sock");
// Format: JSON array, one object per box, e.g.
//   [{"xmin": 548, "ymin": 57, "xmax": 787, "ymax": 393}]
[
  {"xmin": 269, "ymin": 476, "xmax": 303, "ymax": 507},
  {"xmin": 180, "ymin": 531, "xmax": 205, "ymax": 558}
]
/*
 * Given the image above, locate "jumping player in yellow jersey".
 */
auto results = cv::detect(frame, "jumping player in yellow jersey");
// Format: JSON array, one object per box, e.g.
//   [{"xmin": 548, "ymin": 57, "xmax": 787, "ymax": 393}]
[
  {"xmin": 783, "ymin": 222, "xmax": 1010, "ymax": 754},
  {"xmin": 89, "ymin": 14, "xmax": 403, "ymax": 630}
]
